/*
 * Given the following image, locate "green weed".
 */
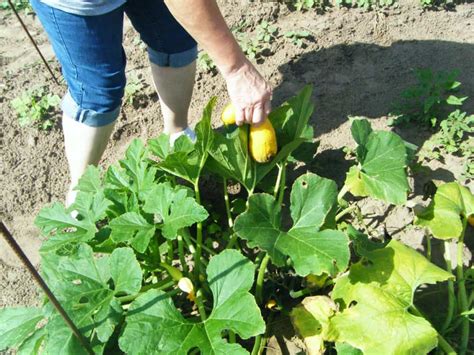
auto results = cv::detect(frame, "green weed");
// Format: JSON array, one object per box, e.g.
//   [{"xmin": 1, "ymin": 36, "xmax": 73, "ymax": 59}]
[
  {"xmin": 336, "ymin": 0, "xmax": 395, "ymax": 8},
  {"xmin": 0, "ymin": 0, "xmax": 32, "ymax": 14},
  {"xmin": 11, "ymin": 87, "xmax": 60, "ymax": 130},
  {"xmin": 390, "ymin": 69, "xmax": 467, "ymax": 127},
  {"xmin": 124, "ymin": 75, "xmax": 145, "ymax": 106},
  {"xmin": 284, "ymin": 30, "xmax": 312, "ymax": 48},
  {"xmin": 197, "ymin": 51, "xmax": 216, "ymax": 73},
  {"xmin": 256, "ymin": 20, "xmax": 278, "ymax": 44}
]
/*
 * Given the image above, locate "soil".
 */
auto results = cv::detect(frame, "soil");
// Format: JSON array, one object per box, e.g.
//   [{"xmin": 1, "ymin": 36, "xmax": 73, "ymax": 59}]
[{"xmin": 1, "ymin": 0, "xmax": 473, "ymax": 353}]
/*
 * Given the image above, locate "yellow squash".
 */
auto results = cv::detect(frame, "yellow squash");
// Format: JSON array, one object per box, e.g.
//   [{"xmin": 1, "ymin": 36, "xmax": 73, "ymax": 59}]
[
  {"xmin": 249, "ymin": 119, "xmax": 278, "ymax": 163},
  {"xmin": 221, "ymin": 103, "xmax": 236, "ymax": 125},
  {"xmin": 221, "ymin": 103, "xmax": 278, "ymax": 163}
]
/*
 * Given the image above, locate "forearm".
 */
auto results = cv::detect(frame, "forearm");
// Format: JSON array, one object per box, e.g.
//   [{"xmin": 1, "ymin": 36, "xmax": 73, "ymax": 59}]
[{"xmin": 164, "ymin": 0, "xmax": 247, "ymax": 77}]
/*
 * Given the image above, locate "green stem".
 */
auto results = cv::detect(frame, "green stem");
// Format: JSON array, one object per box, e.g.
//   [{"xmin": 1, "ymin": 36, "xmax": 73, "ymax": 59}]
[
  {"xmin": 337, "ymin": 184, "xmax": 350, "ymax": 206},
  {"xmin": 289, "ymin": 287, "xmax": 312, "ymax": 299},
  {"xmin": 273, "ymin": 162, "xmax": 284, "ymax": 198},
  {"xmin": 167, "ymin": 240, "xmax": 174, "ymax": 264},
  {"xmin": 456, "ymin": 219, "xmax": 469, "ymax": 354},
  {"xmin": 188, "ymin": 235, "xmax": 216, "ymax": 256},
  {"xmin": 410, "ymin": 306, "xmax": 456, "ymax": 355},
  {"xmin": 426, "ymin": 234, "xmax": 432, "ymax": 262},
  {"xmin": 223, "ymin": 177, "xmax": 234, "ymax": 229},
  {"xmin": 177, "ymin": 235, "xmax": 188, "ymax": 275},
  {"xmin": 277, "ymin": 160, "xmax": 287, "ymax": 206},
  {"xmin": 227, "ymin": 233, "xmax": 239, "ymax": 250},
  {"xmin": 441, "ymin": 241, "xmax": 456, "ymax": 334},
  {"xmin": 335, "ymin": 205, "xmax": 357, "ymax": 222},
  {"xmin": 251, "ymin": 335, "xmax": 262, "ymax": 355},
  {"xmin": 195, "ymin": 289, "xmax": 207, "ymax": 321},
  {"xmin": 256, "ymin": 254, "xmax": 271, "ymax": 305},
  {"xmin": 194, "ymin": 182, "xmax": 204, "ymax": 277},
  {"xmin": 228, "ymin": 330, "xmax": 236, "ymax": 344},
  {"xmin": 118, "ymin": 286, "xmax": 178, "ymax": 304},
  {"xmin": 246, "ymin": 189, "xmax": 254, "ymax": 209}
]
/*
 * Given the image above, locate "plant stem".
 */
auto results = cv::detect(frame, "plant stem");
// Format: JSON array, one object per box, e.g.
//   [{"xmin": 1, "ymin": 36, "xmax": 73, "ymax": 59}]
[
  {"xmin": 177, "ymin": 235, "xmax": 188, "ymax": 275},
  {"xmin": 410, "ymin": 306, "xmax": 456, "ymax": 355},
  {"xmin": 426, "ymin": 234, "xmax": 432, "ymax": 262},
  {"xmin": 167, "ymin": 240, "xmax": 174, "ymax": 264},
  {"xmin": 227, "ymin": 233, "xmax": 239, "ymax": 250},
  {"xmin": 228, "ymin": 330, "xmax": 236, "ymax": 344},
  {"xmin": 456, "ymin": 218, "xmax": 469, "ymax": 354},
  {"xmin": 188, "ymin": 235, "xmax": 216, "ymax": 256},
  {"xmin": 273, "ymin": 162, "xmax": 284, "ymax": 198},
  {"xmin": 223, "ymin": 177, "xmax": 234, "ymax": 229},
  {"xmin": 337, "ymin": 184, "xmax": 350, "ymax": 206},
  {"xmin": 335, "ymin": 205, "xmax": 357, "ymax": 222},
  {"xmin": 118, "ymin": 286, "xmax": 178, "ymax": 304},
  {"xmin": 194, "ymin": 182, "xmax": 204, "ymax": 277},
  {"xmin": 251, "ymin": 335, "xmax": 262, "ymax": 355},
  {"xmin": 441, "ymin": 241, "xmax": 456, "ymax": 334},
  {"xmin": 256, "ymin": 254, "xmax": 271, "ymax": 305},
  {"xmin": 277, "ymin": 160, "xmax": 287, "ymax": 206},
  {"xmin": 289, "ymin": 287, "xmax": 312, "ymax": 299},
  {"xmin": 195, "ymin": 289, "xmax": 207, "ymax": 321}
]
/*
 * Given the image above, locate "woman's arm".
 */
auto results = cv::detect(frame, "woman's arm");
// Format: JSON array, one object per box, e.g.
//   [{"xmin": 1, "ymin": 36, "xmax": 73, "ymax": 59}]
[{"xmin": 164, "ymin": 0, "xmax": 272, "ymax": 126}]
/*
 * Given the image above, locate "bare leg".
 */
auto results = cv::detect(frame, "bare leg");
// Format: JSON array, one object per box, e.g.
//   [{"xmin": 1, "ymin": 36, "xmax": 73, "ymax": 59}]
[
  {"xmin": 63, "ymin": 114, "xmax": 116, "ymax": 206},
  {"xmin": 150, "ymin": 60, "xmax": 196, "ymax": 134}
]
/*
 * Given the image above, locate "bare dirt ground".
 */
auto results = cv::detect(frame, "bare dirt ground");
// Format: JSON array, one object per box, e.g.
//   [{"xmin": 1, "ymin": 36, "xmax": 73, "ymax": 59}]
[{"xmin": 1, "ymin": 0, "xmax": 473, "ymax": 352}]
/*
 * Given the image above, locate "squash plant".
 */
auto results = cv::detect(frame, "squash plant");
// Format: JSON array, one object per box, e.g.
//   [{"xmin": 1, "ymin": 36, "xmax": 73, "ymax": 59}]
[{"xmin": 0, "ymin": 86, "xmax": 468, "ymax": 354}]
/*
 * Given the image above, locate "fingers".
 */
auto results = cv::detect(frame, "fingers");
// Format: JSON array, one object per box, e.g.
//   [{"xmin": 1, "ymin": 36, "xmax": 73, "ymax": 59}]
[
  {"xmin": 235, "ymin": 107, "xmax": 245, "ymax": 126},
  {"xmin": 252, "ymin": 104, "xmax": 265, "ymax": 126},
  {"xmin": 264, "ymin": 100, "xmax": 271, "ymax": 116}
]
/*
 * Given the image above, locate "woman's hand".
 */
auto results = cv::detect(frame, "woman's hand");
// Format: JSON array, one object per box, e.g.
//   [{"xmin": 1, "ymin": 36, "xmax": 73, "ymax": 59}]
[
  {"xmin": 223, "ymin": 60, "xmax": 272, "ymax": 126},
  {"xmin": 164, "ymin": 0, "xmax": 272, "ymax": 126}
]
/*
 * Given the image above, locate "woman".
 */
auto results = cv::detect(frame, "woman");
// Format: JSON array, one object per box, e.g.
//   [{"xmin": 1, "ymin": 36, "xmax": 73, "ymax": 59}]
[{"xmin": 30, "ymin": 0, "xmax": 272, "ymax": 205}]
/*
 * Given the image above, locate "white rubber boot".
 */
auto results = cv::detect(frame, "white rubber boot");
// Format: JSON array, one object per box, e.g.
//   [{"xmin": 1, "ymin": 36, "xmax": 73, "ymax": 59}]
[{"xmin": 63, "ymin": 114, "xmax": 116, "ymax": 207}]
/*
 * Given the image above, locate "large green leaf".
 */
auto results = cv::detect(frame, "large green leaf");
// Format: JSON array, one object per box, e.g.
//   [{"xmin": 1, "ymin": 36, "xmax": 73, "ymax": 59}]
[
  {"xmin": 208, "ymin": 86, "xmax": 314, "ymax": 192},
  {"xmin": 234, "ymin": 173, "xmax": 350, "ymax": 276},
  {"xmin": 149, "ymin": 98, "xmax": 215, "ymax": 185},
  {"xmin": 328, "ymin": 240, "xmax": 453, "ymax": 354},
  {"xmin": 36, "ymin": 166, "xmax": 113, "ymax": 252},
  {"xmin": 17, "ymin": 327, "xmax": 46, "ymax": 355},
  {"xmin": 35, "ymin": 202, "xmax": 97, "ymax": 253},
  {"xmin": 119, "ymin": 250, "xmax": 265, "ymax": 354},
  {"xmin": 0, "ymin": 307, "xmax": 43, "ymax": 351},
  {"xmin": 108, "ymin": 212, "xmax": 156, "ymax": 252},
  {"xmin": 291, "ymin": 296, "xmax": 337, "ymax": 354},
  {"xmin": 416, "ymin": 182, "xmax": 474, "ymax": 239},
  {"xmin": 142, "ymin": 182, "xmax": 208, "ymax": 239},
  {"xmin": 40, "ymin": 244, "xmax": 141, "ymax": 351},
  {"xmin": 329, "ymin": 284, "xmax": 438, "ymax": 355},
  {"xmin": 344, "ymin": 118, "xmax": 409, "ymax": 205}
]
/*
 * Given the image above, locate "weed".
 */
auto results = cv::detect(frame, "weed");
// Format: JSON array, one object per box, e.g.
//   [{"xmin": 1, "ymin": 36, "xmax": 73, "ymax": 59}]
[
  {"xmin": 420, "ymin": 109, "xmax": 473, "ymax": 167},
  {"xmin": 0, "ymin": 0, "xmax": 32, "ymax": 14},
  {"xmin": 284, "ymin": 30, "xmax": 311, "ymax": 48},
  {"xmin": 11, "ymin": 87, "xmax": 60, "ymax": 130},
  {"xmin": 124, "ymin": 75, "xmax": 145, "ymax": 106},
  {"xmin": 237, "ymin": 34, "xmax": 264, "ymax": 59},
  {"xmin": 389, "ymin": 69, "xmax": 467, "ymax": 127},
  {"xmin": 197, "ymin": 51, "xmax": 216, "ymax": 73},
  {"xmin": 256, "ymin": 20, "xmax": 278, "ymax": 44},
  {"xmin": 336, "ymin": 0, "xmax": 396, "ymax": 8},
  {"xmin": 293, "ymin": 0, "xmax": 319, "ymax": 10}
]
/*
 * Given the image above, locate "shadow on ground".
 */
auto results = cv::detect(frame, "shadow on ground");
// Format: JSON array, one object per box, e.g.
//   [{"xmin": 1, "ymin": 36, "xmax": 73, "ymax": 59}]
[{"xmin": 273, "ymin": 40, "xmax": 474, "ymax": 144}]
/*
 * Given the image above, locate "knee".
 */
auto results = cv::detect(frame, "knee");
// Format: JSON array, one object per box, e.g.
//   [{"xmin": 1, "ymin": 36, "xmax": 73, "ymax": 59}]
[{"xmin": 63, "ymin": 70, "xmax": 126, "ymax": 127}]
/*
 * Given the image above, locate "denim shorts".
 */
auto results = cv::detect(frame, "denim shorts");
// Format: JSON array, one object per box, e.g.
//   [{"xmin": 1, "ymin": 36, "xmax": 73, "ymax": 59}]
[{"xmin": 30, "ymin": 0, "xmax": 197, "ymax": 127}]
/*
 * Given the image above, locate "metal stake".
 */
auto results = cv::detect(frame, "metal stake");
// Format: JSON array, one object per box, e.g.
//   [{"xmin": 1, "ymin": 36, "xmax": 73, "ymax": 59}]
[
  {"xmin": 0, "ymin": 221, "xmax": 94, "ymax": 355},
  {"xmin": 7, "ymin": 0, "xmax": 60, "ymax": 85}
]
